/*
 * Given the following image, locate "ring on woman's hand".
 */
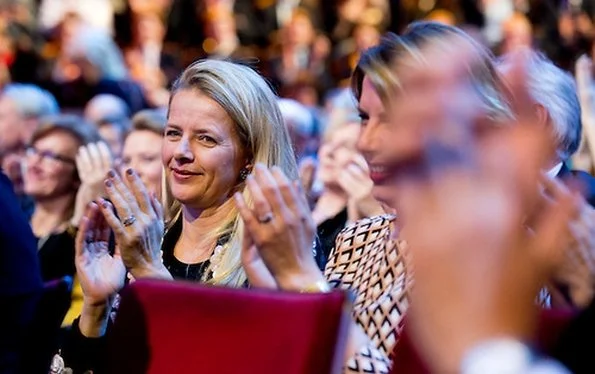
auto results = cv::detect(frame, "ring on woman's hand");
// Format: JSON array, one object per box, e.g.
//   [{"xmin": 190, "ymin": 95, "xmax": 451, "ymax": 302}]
[
  {"xmin": 122, "ymin": 215, "xmax": 137, "ymax": 227},
  {"xmin": 258, "ymin": 212, "xmax": 273, "ymax": 224}
]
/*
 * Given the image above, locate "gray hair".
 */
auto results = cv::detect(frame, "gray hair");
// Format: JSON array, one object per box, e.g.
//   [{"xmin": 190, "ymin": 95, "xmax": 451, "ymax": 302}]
[
  {"xmin": 2, "ymin": 84, "xmax": 59, "ymax": 118},
  {"xmin": 517, "ymin": 51, "xmax": 581, "ymax": 160},
  {"xmin": 66, "ymin": 27, "xmax": 128, "ymax": 80},
  {"xmin": 84, "ymin": 94, "xmax": 130, "ymax": 124},
  {"xmin": 277, "ymin": 98, "xmax": 316, "ymax": 136}
]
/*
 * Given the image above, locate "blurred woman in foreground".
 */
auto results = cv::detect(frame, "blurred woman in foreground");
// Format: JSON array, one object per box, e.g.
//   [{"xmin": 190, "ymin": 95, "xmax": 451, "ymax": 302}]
[{"xmin": 236, "ymin": 22, "xmax": 513, "ymax": 372}]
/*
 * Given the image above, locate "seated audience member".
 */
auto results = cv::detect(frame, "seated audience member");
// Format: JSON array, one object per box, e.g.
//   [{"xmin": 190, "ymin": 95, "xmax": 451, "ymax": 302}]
[
  {"xmin": 121, "ymin": 109, "xmax": 167, "ymax": 197},
  {"xmin": 277, "ymin": 98, "xmax": 318, "ymax": 162},
  {"xmin": 48, "ymin": 26, "xmax": 150, "ymax": 113},
  {"xmin": 235, "ymin": 22, "xmax": 513, "ymax": 373},
  {"xmin": 23, "ymin": 114, "xmax": 106, "ymax": 364},
  {"xmin": 84, "ymin": 94, "xmax": 130, "ymax": 125},
  {"xmin": 498, "ymin": 50, "xmax": 595, "ymax": 309},
  {"xmin": 60, "ymin": 59, "xmax": 300, "ymax": 373},
  {"xmin": 24, "ymin": 114, "xmax": 101, "ymax": 283},
  {"xmin": 500, "ymin": 12, "xmax": 534, "ymax": 54},
  {"xmin": 311, "ymin": 108, "xmax": 384, "ymax": 261},
  {"xmin": 0, "ymin": 84, "xmax": 59, "ymax": 218},
  {"xmin": 267, "ymin": 7, "xmax": 333, "ymax": 99},
  {"xmin": 0, "ymin": 170, "xmax": 43, "ymax": 373},
  {"xmin": 84, "ymin": 94, "xmax": 132, "ymax": 161}
]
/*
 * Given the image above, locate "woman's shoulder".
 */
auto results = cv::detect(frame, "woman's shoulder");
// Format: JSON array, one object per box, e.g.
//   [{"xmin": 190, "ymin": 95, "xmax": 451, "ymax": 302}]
[{"xmin": 335, "ymin": 214, "xmax": 396, "ymax": 246}]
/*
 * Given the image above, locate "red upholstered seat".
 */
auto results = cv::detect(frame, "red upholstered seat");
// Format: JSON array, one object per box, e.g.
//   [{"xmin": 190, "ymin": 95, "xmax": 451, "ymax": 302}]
[{"xmin": 107, "ymin": 280, "xmax": 351, "ymax": 374}]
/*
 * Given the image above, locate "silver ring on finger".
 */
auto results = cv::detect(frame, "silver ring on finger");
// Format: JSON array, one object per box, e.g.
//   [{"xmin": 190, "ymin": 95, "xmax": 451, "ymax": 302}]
[
  {"xmin": 122, "ymin": 215, "xmax": 137, "ymax": 227},
  {"xmin": 258, "ymin": 212, "xmax": 273, "ymax": 224}
]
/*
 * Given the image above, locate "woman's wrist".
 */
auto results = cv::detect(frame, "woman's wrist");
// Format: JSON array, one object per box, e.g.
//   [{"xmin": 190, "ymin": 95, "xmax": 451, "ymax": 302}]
[
  {"xmin": 80, "ymin": 300, "xmax": 112, "ymax": 338},
  {"xmin": 130, "ymin": 262, "xmax": 173, "ymax": 281},
  {"xmin": 275, "ymin": 266, "xmax": 328, "ymax": 292}
]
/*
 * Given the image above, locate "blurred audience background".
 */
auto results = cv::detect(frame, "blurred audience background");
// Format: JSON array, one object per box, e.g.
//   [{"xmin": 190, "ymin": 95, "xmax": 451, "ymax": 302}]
[{"xmin": 4, "ymin": 1, "xmax": 595, "ymax": 373}]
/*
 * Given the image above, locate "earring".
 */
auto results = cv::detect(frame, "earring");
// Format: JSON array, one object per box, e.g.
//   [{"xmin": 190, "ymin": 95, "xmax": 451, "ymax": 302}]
[{"xmin": 239, "ymin": 168, "xmax": 250, "ymax": 181}]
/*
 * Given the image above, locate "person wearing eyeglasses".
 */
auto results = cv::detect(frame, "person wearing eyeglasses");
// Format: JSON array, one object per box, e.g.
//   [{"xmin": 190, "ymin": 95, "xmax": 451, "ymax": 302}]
[{"xmin": 23, "ymin": 114, "xmax": 101, "ymax": 283}]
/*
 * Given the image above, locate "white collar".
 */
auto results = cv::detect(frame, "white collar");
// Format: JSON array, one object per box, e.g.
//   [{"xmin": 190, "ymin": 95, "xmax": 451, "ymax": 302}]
[{"xmin": 545, "ymin": 162, "xmax": 564, "ymax": 179}]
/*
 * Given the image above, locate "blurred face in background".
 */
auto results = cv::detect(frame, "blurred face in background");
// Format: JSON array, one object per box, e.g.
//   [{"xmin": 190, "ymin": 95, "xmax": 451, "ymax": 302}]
[
  {"xmin": 23, "ymin": 130, "xmax": 79, "ymax": 201},
  {"xmin": 98, "ymin": 122, "xmax": 126, "ymax": 160},
  {"xmin": 286, "ymin": 12, "xmax": 315, "ymax": 47},
  {"xmin": 318, "ymin": 121, "xmax": 361, "ymax": 189},
  {"xmin": 122, "ymin": 129, "xmax": 163, "ymax": 196},
  {"xmin": 502, "ymin": 14, "xmax": 532, "ymax": 53},
  {"xmin": 0, "ymin": 96, "xmax": 27, "ymax": 193},
  {"xmin": 354, "ymin": 24, "xmax": 381, "ymax": 52},
  {"xmin": 136, "ymin": 13, "xmax": 165, "ymax": 44}
]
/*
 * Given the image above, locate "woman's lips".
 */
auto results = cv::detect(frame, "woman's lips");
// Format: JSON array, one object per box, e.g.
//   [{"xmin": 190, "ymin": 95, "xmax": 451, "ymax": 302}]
[
  {"xmin": 171, "ymin": 168, "xmax": 200, "ymax": 181},
  {"xmin": 368, "ymin": 165, "xmax": 391, "ymax": 184}
]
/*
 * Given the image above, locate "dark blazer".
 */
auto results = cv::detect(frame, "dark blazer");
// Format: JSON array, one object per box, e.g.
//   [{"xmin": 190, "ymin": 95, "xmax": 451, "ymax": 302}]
[
  {"xmin": 550, "ymin": 164, "xmax": 595, "ymax": 372},
  {"xmin": 557, "ymin": 163, "xmax": 595, "ymax": 207},
  {"xmin": 552, "ymin": 298, "xmax": 595, "ymax": 374},
  {"xmin": 0, "ymin": 172, "xmax": 42, "ymax": 296},
  {"xmin": 0, "ymin": 171, "xmax": 42, "ymax": 372}
]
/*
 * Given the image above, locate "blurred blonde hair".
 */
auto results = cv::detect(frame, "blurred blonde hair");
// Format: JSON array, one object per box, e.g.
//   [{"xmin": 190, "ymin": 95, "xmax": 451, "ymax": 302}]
[
  {"xmin": 166, "ymin": 59, "xmax": 299, "ymax": 287},
  {"xmin": 352, "ymin": 22, "xmax": 513, "ymax": 123}
]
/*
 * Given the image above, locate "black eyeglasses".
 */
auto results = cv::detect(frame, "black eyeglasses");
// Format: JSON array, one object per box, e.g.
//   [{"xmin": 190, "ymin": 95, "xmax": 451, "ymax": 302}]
[{"xmin": 25, "ymin": 146, "xmax": 76, "ymax": 166}]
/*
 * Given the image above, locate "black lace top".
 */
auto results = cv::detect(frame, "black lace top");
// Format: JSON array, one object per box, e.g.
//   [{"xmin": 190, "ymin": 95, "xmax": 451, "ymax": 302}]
[{"xmin": 161, "ymin": 216, "xmax": 212, "ymax": 281}]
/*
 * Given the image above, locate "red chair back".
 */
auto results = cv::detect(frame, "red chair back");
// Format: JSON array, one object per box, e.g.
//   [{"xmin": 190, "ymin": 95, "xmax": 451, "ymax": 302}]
[{"xmin": 107, "ymin": 280, "xmax": 351, "ymax": 374}]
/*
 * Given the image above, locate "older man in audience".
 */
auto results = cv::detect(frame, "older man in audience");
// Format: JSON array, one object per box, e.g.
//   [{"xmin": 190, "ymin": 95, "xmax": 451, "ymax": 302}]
[
  {"xmin": 498, "ymin": 51, "xmax": 595, "ymax": 309},
  {"xmin": 84, "ymin": 94, "xmax": 131, "ymax": 162},
  {"xmin": 0, "ymin": 84, "xmax": 59, "ymax": 217},
  {"xmin": 277, "ymin": 98, "xmax": 318, "ymax": 162}
]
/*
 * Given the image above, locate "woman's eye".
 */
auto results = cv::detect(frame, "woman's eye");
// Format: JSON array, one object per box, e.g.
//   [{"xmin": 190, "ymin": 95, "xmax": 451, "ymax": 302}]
[
  {"xmin": 141, "ymin": 155, "xmax": 159, "ymax": 162},
  {"xmin": 358, "ymin": 113, "xmax": 369, "ymax": 125},
  {"xmin": 165, "ymin": 129, "xmax": 181, "ymax": 137},
  {"xmin": 198, "ymin": 135, "xmax": 216, "ymax": 144}
]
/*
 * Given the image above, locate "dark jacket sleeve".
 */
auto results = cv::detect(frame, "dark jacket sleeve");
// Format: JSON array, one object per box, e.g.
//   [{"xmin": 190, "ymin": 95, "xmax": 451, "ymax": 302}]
[{"xmin": 61, "ymin": 317, "xmax": 109, "ymax": 374}]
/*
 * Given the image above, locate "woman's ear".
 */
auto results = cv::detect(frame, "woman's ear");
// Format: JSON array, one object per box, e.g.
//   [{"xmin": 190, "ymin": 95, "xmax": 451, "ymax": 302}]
[
  {"xmin": 534, "ymin": 103, "xmax": 549, "ymax": 128},
  {"xmin": 239, "ymin": 161, "xmax": 253, "ymax": 182}
]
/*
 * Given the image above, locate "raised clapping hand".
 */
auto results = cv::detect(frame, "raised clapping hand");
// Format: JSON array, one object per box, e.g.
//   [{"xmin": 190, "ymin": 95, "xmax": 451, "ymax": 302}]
[
  {"xmin": 545, "ymin": 176, "xmax": 595, "ymax": 308},
  {"xmin": 99, "ymin": 169, "xmax": 170, "ymax": 280},
  {"xmin": 394, "ymin": 42, "xmax": 581, "ymax": 372},
  {"xmin": 71, "ymin": 142, "xmax": 113, "ymax": 227},
  {"xmin": 76, "ymin": 202, "xmax": 126, "ymax": 307},
  {"xmin": 235, "ymin": 164, "xmax": 325, "ymax": 291},
  {"xmin": 75, "ymin": 202, "xmax": 126, "ymax": 337},
  {"xmin": 338, "ymin": 153, "xmax": 385, "ymax": 222}
]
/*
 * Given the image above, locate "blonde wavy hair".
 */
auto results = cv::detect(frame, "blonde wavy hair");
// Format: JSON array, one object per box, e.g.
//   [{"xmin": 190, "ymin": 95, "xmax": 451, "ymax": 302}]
[
  {"xmin": 164, "ymin": 59, "xmax": 299, "ymax": 287},
  {"xmin": 352, "ymin": 22, "xmax": 513, "ymax": 123}
]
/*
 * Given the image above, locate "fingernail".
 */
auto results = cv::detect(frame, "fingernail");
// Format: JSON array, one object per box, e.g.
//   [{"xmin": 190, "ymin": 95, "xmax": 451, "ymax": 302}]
[
  {"xmin": 105, "ymin": 179, "xmax": 112, "ymax": 187},
  {"xmin": 126, "ymin": 168, "xmax": 134, "ymax": 176},
  {"xmin": 98, "ymin": 198, "xmax": 109, "ymax": 208},
  {"xmin": 255, "ymin": 163, "xmax": 266, "ymax": 171},
  {"xmin": 107, "ymin": 170, "xmax": 116, "ymax": 178}
]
